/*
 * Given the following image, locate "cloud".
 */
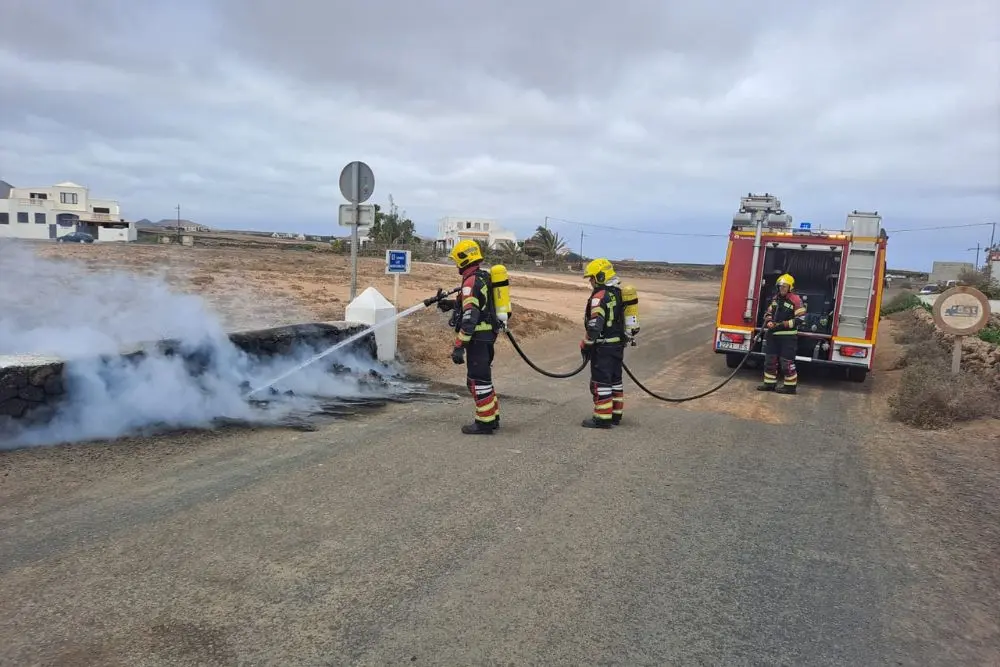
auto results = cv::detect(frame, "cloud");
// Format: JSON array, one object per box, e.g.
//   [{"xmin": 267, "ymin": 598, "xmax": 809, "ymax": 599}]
[{"xmin": 1, "ymin": 0, "xmax": 998, "ymax": 268}]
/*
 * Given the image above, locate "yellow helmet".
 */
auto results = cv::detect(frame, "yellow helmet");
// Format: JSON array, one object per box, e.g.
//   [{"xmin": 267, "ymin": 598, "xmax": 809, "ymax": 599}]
[
  {"xmin": 583, "ymin": 258, "xmax": 616, "ymax": 285},
  {"xmin": 449, "ymin": 239, "xmax": 483, "ymax": 269},
  {"xmin": 776, "ymin": 273, "xmax": 795, "ymax": 288}
]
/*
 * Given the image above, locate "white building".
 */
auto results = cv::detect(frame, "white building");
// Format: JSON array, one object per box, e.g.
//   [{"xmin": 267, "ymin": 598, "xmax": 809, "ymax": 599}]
[
  {"xmin": 0, "ymin": 180, "xmax": 136, "ymax": 242},
  {"xmin": 435, "ymin": 216, "xmax": 517, "ymax": 252}
]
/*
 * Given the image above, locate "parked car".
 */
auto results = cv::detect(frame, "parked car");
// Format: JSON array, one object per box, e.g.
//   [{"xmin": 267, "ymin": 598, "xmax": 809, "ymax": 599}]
[
  {"xmin": 57, "ymin": 232, "xmax": 95, "ymax": 244},
  {"xmin": 919, "ymin": 284, "xmax": 941, "ymax": 295}
]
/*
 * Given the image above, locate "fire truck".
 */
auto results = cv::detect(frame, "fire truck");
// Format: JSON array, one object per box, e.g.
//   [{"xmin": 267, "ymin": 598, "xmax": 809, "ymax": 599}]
[{"xmin": 713, "ymin": 193, "xmax": 888, "ymax": 382}]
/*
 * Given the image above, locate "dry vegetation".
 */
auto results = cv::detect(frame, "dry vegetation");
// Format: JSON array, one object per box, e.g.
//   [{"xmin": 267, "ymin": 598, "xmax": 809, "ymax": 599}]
[{"xmin": 885, "ymin": 308, "xmax": 1000, "ymax": 429}]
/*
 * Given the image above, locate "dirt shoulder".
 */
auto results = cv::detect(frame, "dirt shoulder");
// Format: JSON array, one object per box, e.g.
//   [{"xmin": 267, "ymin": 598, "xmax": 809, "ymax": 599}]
[{"xmin": 861, "ymin": 313, "xmax": 1000, "ymax": 661}]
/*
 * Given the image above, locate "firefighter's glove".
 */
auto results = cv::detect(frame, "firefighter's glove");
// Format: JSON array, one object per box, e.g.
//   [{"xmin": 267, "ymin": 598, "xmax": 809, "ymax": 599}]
[
  {"xmin": 451, "ymin": 345, "xmax": 465, "ymax": 365},
  {"xmin": 437, "ymin": 294, "xmax": 456, "ymax": 312},
  {"xmin": 580, "ymin": 339, "xmax": 593, "ymax": 361},
  {"xmin": 765, "ymin": 321, "xmax": 776, "ymax": 330}
]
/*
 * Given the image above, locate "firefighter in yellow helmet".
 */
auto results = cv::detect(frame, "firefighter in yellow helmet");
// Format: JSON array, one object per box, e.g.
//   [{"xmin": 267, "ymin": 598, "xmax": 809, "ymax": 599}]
[
  {"xmin": 580, "ymin": 258, "xmax": 630, "ymax": 428},
  {"xmin": 437, "ymin": 239, "xmax": 502, "ymax": 434},
  {"xmin": 758, "ymin": 273, "xmax": 807, "ymax": 394}
]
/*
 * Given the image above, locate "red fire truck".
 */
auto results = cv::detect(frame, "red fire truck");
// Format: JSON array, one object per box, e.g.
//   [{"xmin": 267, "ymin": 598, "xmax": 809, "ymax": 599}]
[{"xmin": 713, "ymin": 193, "xmax": 888, "ymax": 382}]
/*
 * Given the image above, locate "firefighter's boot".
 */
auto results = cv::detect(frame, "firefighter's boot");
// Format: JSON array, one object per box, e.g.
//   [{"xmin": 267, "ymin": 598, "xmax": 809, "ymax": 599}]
[
  {"xmin": 775, "ymin": 384, "xmax": 797, "ymax": 395},
  {"xmin": 611, "ymin": 415, "xmax": 622, "ymax": 426},
  {"xmin": 461, "ymin": 420, "xmax": 497, "ymax": 435},
  {"xmin": 756, "ymin": 382, "xmax": 776, "ymax": 391},
  {"xmin": 581, "ymin": 417, "xmax": 612, "ymax": 429}
]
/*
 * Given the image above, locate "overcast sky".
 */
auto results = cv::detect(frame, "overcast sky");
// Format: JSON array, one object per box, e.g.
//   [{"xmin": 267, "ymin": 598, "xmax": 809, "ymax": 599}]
[{"xmin": 1, "ymin": 0, "xmax": 998, "ymax": 270}]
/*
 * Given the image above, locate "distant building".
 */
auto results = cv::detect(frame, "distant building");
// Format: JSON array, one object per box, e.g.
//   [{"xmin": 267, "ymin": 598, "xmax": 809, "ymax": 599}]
[
  {"xmin": 0, "ymin": 181, "xmax": 136, "ymax": 242},
  {"xmin": 166, "ymin": 220, "xmax": 210, "ymax": 233},
  {"xmin": 435, "ymin": 216, "xmax": 517, "ymax": 252},
  {"xmin": 929, "ymin": 260, "xmax": 975, "ymax": 284}
]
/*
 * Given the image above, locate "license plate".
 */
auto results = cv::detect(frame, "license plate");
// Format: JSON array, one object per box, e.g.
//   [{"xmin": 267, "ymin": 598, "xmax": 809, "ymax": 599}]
[{"xmin": 717, "ymin": 341, "xmax": 747, "ymax": 351}]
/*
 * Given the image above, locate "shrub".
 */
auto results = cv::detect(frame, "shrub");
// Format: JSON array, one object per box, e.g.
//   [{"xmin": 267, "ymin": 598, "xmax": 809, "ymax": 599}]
[
  {"xmin": 888, "ymin": 355, "xmax": 998, "ymax": 429},
  {"xmin": 978, "ymin": 326, "xmax": 1000, "ymax": 346},
  {"xmin": 881, "ymin": 291, "xmax": 922, "ymax": 316},
  {"xmin": 887, "ymin": 313, "xmax": 1000, "ymax": 429},
  {"xmin": 957, "ymin": 268, "xmax": 1000, "ymax": 299},
  {"xmin": 891, "ymin": 309, "xmax": 936, "ymax": 344}
]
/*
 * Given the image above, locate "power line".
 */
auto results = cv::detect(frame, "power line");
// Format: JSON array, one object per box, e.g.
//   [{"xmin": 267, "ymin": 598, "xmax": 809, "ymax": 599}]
[
  {"xmin": 887, "ymin": 222, "xmax": 995, "ymax": 234},
  {"xmin": 546, "ymin": 215, "xmax": 996, "ymax": 238},
  {"xmin": 544, "ymin": 216, "xmax": 728, "ymax": 238}
]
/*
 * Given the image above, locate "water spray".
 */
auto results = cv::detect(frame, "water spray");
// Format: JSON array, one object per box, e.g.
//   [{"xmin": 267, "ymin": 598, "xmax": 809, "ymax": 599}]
[{"xmin": 245, "ymin": 287, "xmax": 459, "ymax": 398}]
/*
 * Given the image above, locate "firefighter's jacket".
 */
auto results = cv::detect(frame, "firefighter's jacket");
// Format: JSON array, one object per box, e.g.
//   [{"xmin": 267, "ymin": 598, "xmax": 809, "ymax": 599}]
[
  {"xmin": 454, "ymin": 263, "xmax": 498, "ymax": 346},
  {"xmin": 764, "ymin": 292, "xmax": 807, "ymax": 336},
  {"xmin": 583, "ymin": 284, "xmax": 626, "ymax": 346}
]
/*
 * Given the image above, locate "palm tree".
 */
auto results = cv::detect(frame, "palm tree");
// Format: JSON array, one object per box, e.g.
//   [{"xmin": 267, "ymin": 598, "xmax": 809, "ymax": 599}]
[
  {"xmin": 494, "ymin": 240, "xmax": 522, "ymax": 266},
  {"xmin": 527, "ymin": 226, "xmax": 567, "ymax": 263}
]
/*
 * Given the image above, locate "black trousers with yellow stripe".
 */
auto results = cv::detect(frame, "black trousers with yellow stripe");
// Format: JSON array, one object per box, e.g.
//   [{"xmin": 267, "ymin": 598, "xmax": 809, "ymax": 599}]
[
  {"xmin": 763, "ymin": 333, "xmax": 798, "ymax": 386},
  {"xmin": 590, "ymin": 344, "xmax": 625, "ymax": 422},
  {"xmin": 466, "ymin": 339, "xmax": 499, "ymax": 424}
]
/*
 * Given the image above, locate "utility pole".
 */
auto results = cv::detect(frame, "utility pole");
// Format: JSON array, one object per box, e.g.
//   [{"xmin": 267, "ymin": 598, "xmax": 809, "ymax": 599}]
[
  {"xmin": 968, "ymin": 243, "xmax": 981, "ymax": 270},
  {"xmin": 175, "ymin": 204, "xmax": 181, "ymax": 242},
  {"xmin": 544, "ymin": 216, "xmax": 549, "ymax": 230},
  {"xmin": 988, "ymin": 222, "xmax": 996, "ymax": 281},
  {"xmin": 579, "ymin": 229, "xmax": 585, "ymax": 262}
]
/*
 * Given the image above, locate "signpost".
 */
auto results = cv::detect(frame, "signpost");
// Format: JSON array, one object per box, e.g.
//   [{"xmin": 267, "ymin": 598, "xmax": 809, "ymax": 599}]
[
  {"xmin": 385, "ymin": 249, "xmax": 411, "ymax": 308},
  {"xmin": 339, "ymin": 160, "xmax": 376, "ymax": 300},
  {"xmin": 385, "ymin": 249, "xmax": 411, "ymax": 346},
  {"xmin": 931, "ymin": 286, "xmax": 991, "ymax": 374},
  {"xmin": 798, "ymin": 221, "xmax": 812, "ymax": 231}
]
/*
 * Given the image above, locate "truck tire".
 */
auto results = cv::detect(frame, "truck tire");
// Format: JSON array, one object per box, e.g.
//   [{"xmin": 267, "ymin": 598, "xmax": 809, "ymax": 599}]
[
  {"xmin": 725, "ymin": 353, "xmax": 743, "ymax": 369},
  {"xmin": 846, "ymin": 367, "xmax": 867, "ymax": 383}
]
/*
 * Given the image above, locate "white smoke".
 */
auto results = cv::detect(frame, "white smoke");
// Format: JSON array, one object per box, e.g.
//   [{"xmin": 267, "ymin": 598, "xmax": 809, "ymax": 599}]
[{"xmin": 0, "ymin": 241, "xmax": 403, "ymax": 448}]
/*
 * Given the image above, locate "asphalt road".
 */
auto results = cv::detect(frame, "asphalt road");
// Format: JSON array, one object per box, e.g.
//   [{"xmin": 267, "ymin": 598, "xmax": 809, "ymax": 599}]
[{"xmin": 0, "ymin": 294, "xmax": 995, "ymax": 666}]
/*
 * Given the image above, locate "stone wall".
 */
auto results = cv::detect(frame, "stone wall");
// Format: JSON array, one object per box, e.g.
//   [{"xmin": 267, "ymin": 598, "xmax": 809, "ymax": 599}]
[
  {"xmin": 0, "ymin": 363, "xmax": 66, "ymax": 426},
  {"xmin": 910, "ymin": 308, "xmax": 1000, "ymax": 386},
  {"xmin": 0, "ymin": 321, "xmax": 376, "ymax": 436}
]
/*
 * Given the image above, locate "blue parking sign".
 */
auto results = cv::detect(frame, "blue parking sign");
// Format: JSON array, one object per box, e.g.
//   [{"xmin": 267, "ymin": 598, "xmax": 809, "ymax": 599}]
[
  {"xmin": 799, "ymin": 221, "xmax": 812, "ymax": 230},
  {"xmin": 385, "ymin": 249, "xmax": 411, "ymax": 275}
]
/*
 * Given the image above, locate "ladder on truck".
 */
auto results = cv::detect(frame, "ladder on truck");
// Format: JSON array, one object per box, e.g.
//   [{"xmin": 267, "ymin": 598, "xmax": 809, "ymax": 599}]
[{"xmin": 837, "ymin": 212, "xmax": 882, "ymax": 340}]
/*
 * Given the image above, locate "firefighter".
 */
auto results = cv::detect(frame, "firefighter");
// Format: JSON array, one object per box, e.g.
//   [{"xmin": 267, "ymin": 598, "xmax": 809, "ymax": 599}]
[
  {"xmin": 437, "ymin": 239, "xmax": 501, "ymax": 434},
  {"xmin": 758, "ymin": 273, "xmax": 807, "ymax": 394},
  {"xmin": 580, "ymin": 258, "xmax": 630, "ymax": 428}
]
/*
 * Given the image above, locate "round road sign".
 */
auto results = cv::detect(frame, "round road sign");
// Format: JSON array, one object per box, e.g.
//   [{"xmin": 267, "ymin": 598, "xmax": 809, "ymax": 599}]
[
  {"xmin": 932, "ymin": 286, "xmax": 991, "ymax": 336},
  {"xmin": 339, "ymin": 161, "xmax": 375, "ymax": 204}
]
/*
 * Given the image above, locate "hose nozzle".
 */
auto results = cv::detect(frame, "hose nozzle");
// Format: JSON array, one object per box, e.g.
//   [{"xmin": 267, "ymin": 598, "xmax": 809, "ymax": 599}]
[{"xmin": 422, "ymin": 286, "xmax": 458, "ymax": 307}]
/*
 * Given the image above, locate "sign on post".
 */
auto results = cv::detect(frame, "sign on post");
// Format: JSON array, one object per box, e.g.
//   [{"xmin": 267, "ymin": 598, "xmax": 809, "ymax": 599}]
[
  {"xmin": 339, "ymin": 161, "xmax": 375, "ymax": 204},
  {"xmin": 385, "ymin": 249, "xmax": 411, "ymax": 275},
  {"xmin": 338, "ymin": 204, "xmax": 375, "ymax": 227},
  {"xmin": 931, "ymin": 286, "xmax": 991, "ymax": 374},
  {"xmin": 339, "ymin": 160, "xmax": 376, "ymax": 300},
  {"xmin": 385, "ymin": 249, "xmax": 410, "ymax": 343},
  {"xmin": 385, "ymin": 248, "xmax": 410, "ymax": 307}
]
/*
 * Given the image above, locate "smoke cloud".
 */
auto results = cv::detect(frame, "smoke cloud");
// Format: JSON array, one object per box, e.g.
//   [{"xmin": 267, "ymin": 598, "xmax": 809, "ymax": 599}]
[{"xmin": 0, "ymin": 241, "xmax": 403, "ymax": 449}]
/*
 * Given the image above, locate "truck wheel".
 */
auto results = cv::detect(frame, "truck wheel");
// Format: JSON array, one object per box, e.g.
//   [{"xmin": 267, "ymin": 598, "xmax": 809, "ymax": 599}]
[
  {"xmin": 846, "ymin": 367, "xmax": 867, "ymax": 383},
  {"xmin": 725, "ymin": 353, "xmax": 743, "ymax": 369}
]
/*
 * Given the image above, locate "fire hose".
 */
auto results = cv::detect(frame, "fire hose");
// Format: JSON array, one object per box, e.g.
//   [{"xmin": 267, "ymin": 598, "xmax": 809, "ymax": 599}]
[
  {"xmin": 502, "ymin": 328, "xmax": 589, "ymax": 378},
  {"xmin": 503, "ymin": 328, "xmax": 763, "ymax": 404}
]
